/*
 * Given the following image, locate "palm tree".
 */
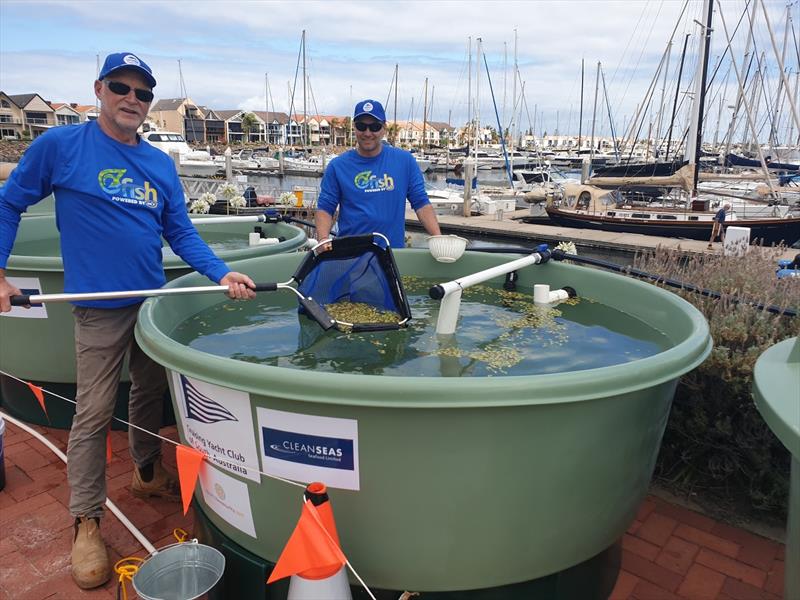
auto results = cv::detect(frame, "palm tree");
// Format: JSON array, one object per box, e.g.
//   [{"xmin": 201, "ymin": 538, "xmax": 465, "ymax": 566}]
[
  {"xmin": 241, "ymin": 112, "xmax": 258, "ymax": 144},
  {"xmin": 386, "ymin": 122, "xmax": 400, "ymax": 145}
]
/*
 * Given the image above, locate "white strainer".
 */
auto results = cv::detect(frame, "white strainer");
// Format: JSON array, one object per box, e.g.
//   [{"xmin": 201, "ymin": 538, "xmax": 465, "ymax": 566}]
[{"xmin": 428, "ymin": 235, "xmax": 468, "ymax": 263}]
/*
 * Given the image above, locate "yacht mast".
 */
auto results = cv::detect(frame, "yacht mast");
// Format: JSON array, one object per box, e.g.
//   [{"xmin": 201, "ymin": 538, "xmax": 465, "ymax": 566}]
[
  {"xmin": 393, "ymin": 64, "xmax": 399, "ymax": 125},
  {"xmin": 589, "ymin": 61, "xmax": 600, "ymax": 166},
  {"xmin": 666, "ymin": 34, "xmax": 690, "ymax": 161},
  {"xmin": 475, "ymin": 37, "xmax": 482, "ymax": 160},
  {"xmin": 717, "ymin": 3, "xmax": 779, "ymax": 198},
  {"xmin": 301, "ymin": 29, "xmax": 307, "ymax": 148},
  {"xmin": 578, "ymin": 58, "xmax": 584, "ymax": 151},
  {"xmin": 655, "ymin": 41, "xmax": 673, "ymax": 158},
  {"xmin": 177, "ymin": 59, "xmax": 197, "ymax": 143},
  {"xmin": 502, "ymin": 41, "xmax": 507, "ymax": 131},
  {"xmin": 760, "ymin": 0, "xmax": 800, "ymax": 145},
  {"xmin": 422, "ymin": 77, "xmax": 428, "ymax": 151},
  {"xmin": 510, "ymin": 28, "xmax": 518, "ymax": 175},
  {"xmin": 265, "ymin": 73, "xmax": 269, "ymax": 144},
  {"xmin": 467, "ymin": 37, "xmax": 472, "ymax": 150},
  {"xmin": 724, "ymin": 0, "xmax": 758, "ymax": 158},
  {"xmin": 686, "ymin": 0, "xmax": 713, "ymax": 196}
]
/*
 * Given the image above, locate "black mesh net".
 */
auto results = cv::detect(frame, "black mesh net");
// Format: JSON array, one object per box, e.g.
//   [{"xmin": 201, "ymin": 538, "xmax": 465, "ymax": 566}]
[{"xmin": 294, "ymin": 234, "xmax": 411, "ymax": 329}]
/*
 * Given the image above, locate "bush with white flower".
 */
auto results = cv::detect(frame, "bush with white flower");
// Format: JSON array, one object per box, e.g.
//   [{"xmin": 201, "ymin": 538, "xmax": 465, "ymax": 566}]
[
  {"xmin": 555, "ymin": 241, "xmax": 577, "ymax": 255},
  {"xmin": 278, "ymin": 191, "xmax": 296, "ymax": 206},
  {"xmin": 228, "ymin": 194, "xmax": 247, "ymax": 209},
  {"xmin": 218, "ymin": 182, "xmax": 239, "ymax": 200},
  {"xmin": 189, "ymin": 198, "xmax": 211, "ymax": 214},
  {"xmin": 198, "ymin": 192, "xmax": 217, "ymax": 206}
]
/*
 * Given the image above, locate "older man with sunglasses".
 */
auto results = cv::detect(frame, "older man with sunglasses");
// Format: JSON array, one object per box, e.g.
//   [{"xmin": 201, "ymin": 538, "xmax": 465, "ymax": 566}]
[
  {"xmin": 316, "ymin": 99, "xmax": 441, "ymax": 245},
  {"xmin": 0, "ymin": 52, "xmax": 256, "ymax": 590}
]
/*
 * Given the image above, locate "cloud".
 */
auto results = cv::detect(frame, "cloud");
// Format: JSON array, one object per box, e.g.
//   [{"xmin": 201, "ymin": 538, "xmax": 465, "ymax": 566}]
[{"xmin": 1, "ymin": 0, "xmax": 795, "ymax": 137}]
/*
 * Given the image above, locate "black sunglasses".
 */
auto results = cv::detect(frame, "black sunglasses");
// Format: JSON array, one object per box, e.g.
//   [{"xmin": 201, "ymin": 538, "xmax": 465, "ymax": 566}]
[
  {"xmin": 105, "ymin": 80, "xmax": 154, "ymax": 103},
  {"xmin": 354, "ymin": 121, "xmax": 383, "ymax": 132}
]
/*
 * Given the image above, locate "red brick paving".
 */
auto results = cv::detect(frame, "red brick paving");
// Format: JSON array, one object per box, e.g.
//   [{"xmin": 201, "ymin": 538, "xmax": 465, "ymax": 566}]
[{"xmin": 0, "ymin": 421, "xmax": 788, "ymax": 599}]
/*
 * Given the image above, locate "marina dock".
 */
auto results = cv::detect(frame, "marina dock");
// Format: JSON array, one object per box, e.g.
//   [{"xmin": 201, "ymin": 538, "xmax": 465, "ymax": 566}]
[{"xmin": 408, "ymin": 208, "xmax": 800, "ymax": 262}]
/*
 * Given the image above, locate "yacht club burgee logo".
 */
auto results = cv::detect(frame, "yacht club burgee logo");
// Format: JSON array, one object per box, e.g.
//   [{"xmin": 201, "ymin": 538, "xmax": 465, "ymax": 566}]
[
  {"xmin": 182, "ymin": 375, "xmax": 238, "ymax": 424},
  {"xmin": 170, "ymin": 371, "xmax": 260, "ymax": 482}
]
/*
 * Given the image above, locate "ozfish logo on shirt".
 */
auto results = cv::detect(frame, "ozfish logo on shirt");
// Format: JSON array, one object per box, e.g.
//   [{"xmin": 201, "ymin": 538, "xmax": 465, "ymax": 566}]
[
  {"xmin": 97, "ymin": 168, "xmax": 159, "ymax": 208},
  {"xmin": 354, "ymin": 170, "xmax": 394, "ymax": 193}
]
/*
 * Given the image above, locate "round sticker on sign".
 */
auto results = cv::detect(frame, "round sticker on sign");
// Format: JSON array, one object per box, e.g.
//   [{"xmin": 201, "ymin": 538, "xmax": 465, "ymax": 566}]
[
  {"xmin": 123, "ymin": 54, "xmax": 141, "ymax": 66},
  {"xmin": 363, "ymin": 102, "xmax": 373, "ymax": 112}
]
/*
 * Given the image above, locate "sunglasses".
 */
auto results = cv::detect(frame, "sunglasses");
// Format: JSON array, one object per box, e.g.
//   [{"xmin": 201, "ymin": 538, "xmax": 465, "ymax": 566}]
[
  {"xmin": 354, "ymin": 121, "xmax": 383, "ymax": 132},
  {"xmin": 105, "ymin": 80, "xmax": 154, "ymax": 103}
]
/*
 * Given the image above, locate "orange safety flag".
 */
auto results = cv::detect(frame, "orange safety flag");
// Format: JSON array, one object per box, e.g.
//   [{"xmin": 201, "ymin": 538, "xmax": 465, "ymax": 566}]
[
  {"xmin": 267, "ymin": 500, "xmax": 347, "ymax": 584},
  {"xmin": 106, "ymin": 427, "xmax": 113, "ymax": 465},
  {"xmin": 26, "ymin": 382, "xmax": 49, "ymax": 423},
  {"xmin": 175, "ymin": 444, "xmax": 206, "ymax": 515}
]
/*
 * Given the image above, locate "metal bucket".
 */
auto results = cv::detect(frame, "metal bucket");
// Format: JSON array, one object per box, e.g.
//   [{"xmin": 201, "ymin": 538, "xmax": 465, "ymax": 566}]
[{"xmin": 132, "ymin": 540, "xmax": 225, "ymax": 600}]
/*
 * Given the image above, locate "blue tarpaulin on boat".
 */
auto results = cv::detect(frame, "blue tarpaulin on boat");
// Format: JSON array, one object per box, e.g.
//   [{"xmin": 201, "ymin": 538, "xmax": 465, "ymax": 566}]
[{"xmin": 445, "ymin": 177, "xmax": 478, "ymax": 189}]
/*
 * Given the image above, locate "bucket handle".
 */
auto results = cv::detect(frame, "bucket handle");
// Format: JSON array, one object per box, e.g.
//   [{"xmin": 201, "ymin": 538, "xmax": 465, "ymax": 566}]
[{"xmin": 146, "ymin": 538, "xmax": 200, "ymax": 558}]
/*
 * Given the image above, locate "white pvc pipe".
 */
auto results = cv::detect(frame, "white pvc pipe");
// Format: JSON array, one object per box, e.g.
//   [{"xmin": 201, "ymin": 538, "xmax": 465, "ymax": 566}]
[
  {"xmin": 190, "ymin": 215, "xmax": 266, "ymax": 225},
  {"xmin": 434, "ymin": 253, "xmax": 544, "ymax": 335},
  {"xmin": 0, "ymin": 410, "xmax": 158, "ymax": 555},
  {"xmin": 533, "ymin": 284, "xmax": 571, "ymax": 305}
]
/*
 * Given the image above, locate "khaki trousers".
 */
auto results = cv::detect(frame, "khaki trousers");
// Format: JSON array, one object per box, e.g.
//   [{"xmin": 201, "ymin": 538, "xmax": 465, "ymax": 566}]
[{"xmin": 67, "ymin": 304, "xmax": 167, "ymax": 518}]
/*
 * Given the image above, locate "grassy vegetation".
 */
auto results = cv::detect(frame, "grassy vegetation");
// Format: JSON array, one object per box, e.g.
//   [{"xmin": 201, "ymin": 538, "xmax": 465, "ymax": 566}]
[{"xmin": 633, "ymin": 244, "xmax": 799, "ymax": 525}]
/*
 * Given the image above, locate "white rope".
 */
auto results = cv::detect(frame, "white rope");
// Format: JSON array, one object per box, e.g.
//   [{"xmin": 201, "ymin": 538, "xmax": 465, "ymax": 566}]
[
  {"xmin": 2, "ymin": 369, "xmax": 380, "ymax": 596},
  {"xmin": 0, "ymin": 368, "xmax": 305, "ymax": 488}
]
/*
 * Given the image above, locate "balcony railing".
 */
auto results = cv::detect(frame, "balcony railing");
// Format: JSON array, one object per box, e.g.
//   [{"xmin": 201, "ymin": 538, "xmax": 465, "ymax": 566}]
[
  {"xmin": 26, "ymin": 118, "xmax": 51, "ymax": 125},
  {"xmin": 0, "ymin": 116, "xmax": 22, "ymax": 124}
]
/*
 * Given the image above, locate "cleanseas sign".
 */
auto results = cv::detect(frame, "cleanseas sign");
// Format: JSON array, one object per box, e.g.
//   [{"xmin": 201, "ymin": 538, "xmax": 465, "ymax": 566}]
[
  {"xmin": 257, "ymin": 408, "xmax": 360, "ymax": 490},
  {"xmin": 262, "ymin": 428, "xmax": 354, "ymax": 470}
]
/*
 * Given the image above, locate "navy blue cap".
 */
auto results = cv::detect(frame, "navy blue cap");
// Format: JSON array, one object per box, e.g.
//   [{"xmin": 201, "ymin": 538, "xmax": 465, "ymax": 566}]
[
  {"xmin": 353, "ymin": 99, "xmax": 386, "ymax": 123},
  {"xmin": 98, "ymin": 52, "xmax": 157, "ymax": 88}
]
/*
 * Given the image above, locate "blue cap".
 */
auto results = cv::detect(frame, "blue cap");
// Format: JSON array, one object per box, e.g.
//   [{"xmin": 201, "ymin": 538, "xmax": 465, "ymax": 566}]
[
  {"xmin": 353, "ymin": 99, "xmax": 386, "ymax": 123},
  {"xmin": 98, "ymin": 52, "xmax": 157, "ymax": 88}
]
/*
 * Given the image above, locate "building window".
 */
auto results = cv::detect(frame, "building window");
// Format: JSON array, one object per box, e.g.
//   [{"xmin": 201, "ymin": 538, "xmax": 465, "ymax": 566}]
[
  {"xmin": 26, "ymin": 111, "xmax": 49, "ymax": 125},
  {"xmin": 0, "ymin": 100, "xmax": 9, "ymax": 108},
  {"xmin": 0, "ymin": 128, "xmax": 16, "ymax": 139}
]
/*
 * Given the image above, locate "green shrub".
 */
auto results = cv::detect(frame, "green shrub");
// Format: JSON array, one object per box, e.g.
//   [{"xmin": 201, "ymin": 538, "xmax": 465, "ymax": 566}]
[{"xmin": 633, "ymin": 244, "xmax": 799, "ymax": 522}]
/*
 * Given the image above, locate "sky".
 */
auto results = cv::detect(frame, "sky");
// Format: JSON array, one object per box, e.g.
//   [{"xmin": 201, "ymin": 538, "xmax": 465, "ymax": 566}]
[{"xmin": 1, "ymin": 0, "xmax": 797, "ymax": 139}]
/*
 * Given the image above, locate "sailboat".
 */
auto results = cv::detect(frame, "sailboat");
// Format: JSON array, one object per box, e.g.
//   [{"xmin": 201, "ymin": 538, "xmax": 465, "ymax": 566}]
[{"xmin": 545, "ymin": 0, "xmax": 800, "ymax": 246}]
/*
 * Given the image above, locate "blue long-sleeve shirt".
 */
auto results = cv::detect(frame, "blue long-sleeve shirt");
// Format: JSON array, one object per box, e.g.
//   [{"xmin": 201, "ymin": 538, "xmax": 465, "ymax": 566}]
[
  {"xmin": 317, "ymin": 145, "xmax": 430, "ymax": 247},
  {"xmin": 0, "ymin": 121, "xmax": 230, "ymax": 307}
]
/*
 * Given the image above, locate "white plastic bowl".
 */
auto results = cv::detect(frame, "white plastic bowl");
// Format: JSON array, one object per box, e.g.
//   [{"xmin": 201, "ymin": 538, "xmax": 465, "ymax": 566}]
[{"xmin": 428, "ymin": 234, "xmax": 468, "ymax": 263}]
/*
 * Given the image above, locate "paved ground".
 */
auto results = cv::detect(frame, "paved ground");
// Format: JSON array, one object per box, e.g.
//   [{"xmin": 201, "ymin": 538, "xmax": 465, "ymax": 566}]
[{"xmin": 0, "ymin": 420, "xmax": 786, "ymax": 599}]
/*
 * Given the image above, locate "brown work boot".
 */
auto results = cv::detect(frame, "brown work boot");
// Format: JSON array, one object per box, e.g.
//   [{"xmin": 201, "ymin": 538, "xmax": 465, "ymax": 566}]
[
  {"xmin": 131, "ymin": 459, "xmax": 180, "ymax": 501},
  {"xmin": 71, "ymin": 517, "xmax": 111, "ymax": 589}
]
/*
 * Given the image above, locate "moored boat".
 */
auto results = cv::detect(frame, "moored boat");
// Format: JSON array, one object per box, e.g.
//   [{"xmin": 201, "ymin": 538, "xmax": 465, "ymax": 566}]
[
  {"xmin": 142, "ymin": 131, "xmax": 220, "ymax": 177},
  {"xmin": 546, "ymin": 183, "xmax": 800, "ymax": 246}
]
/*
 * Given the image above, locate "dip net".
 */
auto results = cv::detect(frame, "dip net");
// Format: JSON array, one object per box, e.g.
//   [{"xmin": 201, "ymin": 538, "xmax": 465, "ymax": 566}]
[{"xmin": 295, "ymin": 234, "xmax": 412, "ymax": 331}]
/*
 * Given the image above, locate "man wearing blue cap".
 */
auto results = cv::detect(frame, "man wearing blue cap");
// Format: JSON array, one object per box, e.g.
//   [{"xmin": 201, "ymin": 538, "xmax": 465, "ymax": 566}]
[
  {"xmin": 0, "ymin": 52, "xmax": 256, "ymax": 589},
  {"xmin": 315, "ymin": 99, "xmax": 441, "ymax": 245}
]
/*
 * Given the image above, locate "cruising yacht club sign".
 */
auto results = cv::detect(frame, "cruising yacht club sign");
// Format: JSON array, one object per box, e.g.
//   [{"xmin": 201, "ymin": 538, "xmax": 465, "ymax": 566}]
[{"xmin": 170, "ymin": 371, "xmax": 260, "ymax": 482}]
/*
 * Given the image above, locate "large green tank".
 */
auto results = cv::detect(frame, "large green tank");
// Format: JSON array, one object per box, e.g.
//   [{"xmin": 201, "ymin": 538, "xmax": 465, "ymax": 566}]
[
  {"xmin": 753, "ymin": 337, "xmax": 799, "ymax": 600},
  {"xmin": 135, "ymin": 249, "xmax": 711, "ymax": 595},
  {"xmin": 0, "ymin": 214, "xmax": 307, "ymax": 428}
]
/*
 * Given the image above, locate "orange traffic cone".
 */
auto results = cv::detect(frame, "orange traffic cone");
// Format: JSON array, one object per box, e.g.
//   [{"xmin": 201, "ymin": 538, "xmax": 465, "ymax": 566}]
[{"xmin": 268, "ymin": 482, "xmax": 352, "ymax": 600}]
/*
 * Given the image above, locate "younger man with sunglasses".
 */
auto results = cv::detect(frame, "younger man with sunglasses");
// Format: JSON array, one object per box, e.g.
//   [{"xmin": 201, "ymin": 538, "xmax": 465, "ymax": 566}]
[
  {"xmin": 316, "ymin": 99, "xmax": 441, "ymax": 245},
  {"xmin": 0, "ymin": 52, "xmax": 255, "ymax": 590}
]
